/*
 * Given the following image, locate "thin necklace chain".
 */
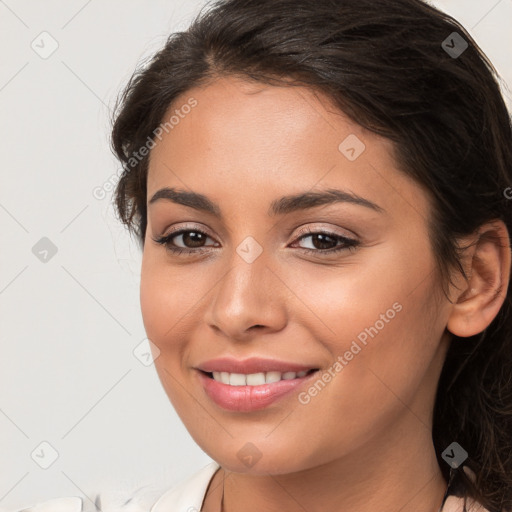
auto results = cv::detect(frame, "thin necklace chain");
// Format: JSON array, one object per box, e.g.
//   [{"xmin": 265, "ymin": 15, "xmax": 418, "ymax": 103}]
[{"xmin": 220, "ymin": 469, "xmax": 224, "ymax": 512}]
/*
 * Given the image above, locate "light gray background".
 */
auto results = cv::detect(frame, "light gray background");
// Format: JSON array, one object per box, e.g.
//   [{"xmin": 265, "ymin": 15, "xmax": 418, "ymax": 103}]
[{"xmin": 0, "ymin": 0, "xmax": 511, "ymax": 510}]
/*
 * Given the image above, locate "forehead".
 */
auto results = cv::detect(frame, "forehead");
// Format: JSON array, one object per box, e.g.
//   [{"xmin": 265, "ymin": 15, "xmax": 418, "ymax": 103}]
[
  {"xmin": 146, "ymin": 76, "xmax": 429, "ymax": 223},
  {"xmin": 151, "ymin": 76, "xmax": 362, "ymax": 160}
]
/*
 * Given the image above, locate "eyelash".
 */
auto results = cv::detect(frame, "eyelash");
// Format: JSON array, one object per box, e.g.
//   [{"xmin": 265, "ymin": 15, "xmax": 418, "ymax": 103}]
[{"xmin": 151, "ymin": 226, "xmax": 360, "ymax": 258}]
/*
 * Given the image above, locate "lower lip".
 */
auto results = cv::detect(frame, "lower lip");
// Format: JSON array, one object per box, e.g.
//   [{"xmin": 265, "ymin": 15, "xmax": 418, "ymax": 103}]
[{"xmin": 196, "ymin": 370, "xmax": 318, "ymax": 412}]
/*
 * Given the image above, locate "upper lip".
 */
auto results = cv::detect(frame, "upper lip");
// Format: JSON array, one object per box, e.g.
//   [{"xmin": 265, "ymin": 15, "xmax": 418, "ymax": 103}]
[{"xmin": 196, "ymin": 357, "xmax": 319, "ymax": 374}]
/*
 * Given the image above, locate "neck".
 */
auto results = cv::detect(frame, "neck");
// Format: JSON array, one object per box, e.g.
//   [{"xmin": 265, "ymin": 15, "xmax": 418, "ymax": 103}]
[{"xmin": 205, "ymin": 413, "xmax": 448, "ymax": 512}]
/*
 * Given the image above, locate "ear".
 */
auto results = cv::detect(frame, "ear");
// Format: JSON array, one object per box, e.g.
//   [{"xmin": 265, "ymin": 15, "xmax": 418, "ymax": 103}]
[{"xmin": 446, "ymin": 220, "xmax": 511, "ymax": 338}]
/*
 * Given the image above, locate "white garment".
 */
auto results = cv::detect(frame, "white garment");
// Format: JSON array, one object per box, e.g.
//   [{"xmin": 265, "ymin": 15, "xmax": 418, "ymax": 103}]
[
  {"xmin": 10, "ymin": 461, "xmax": 491, "ymax": 512},
  {"xmin": 150, "ymin": 461, "xmax": 219, "ymax": 511},
  {"xmin": 9, "ymin": 462, "xmax": 219, "ymax": 512}
]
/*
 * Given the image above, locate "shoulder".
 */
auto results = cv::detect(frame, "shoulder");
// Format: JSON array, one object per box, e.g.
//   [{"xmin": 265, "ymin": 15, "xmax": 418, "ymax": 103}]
[
  {"xmin": 8, "ymin": 485, "xmax": 165, "ymax": 512},
  {"xmin": 9, "ymin": 462, "xmax": 221, "ymax": 512},
  {"xmin": 440, "ymin": 467, "xmax": 495, "ymax": 512},
  {"xmin": 9, "ymin": 496, "xmax": 85, "ymax": 512},
  {"xmin": 441, "ymin": 494, "xmax": 493, "ymax": 512}
]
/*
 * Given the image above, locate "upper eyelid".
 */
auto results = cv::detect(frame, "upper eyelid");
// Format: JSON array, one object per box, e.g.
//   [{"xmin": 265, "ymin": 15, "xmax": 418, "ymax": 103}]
[{"xmin": 163, "ymin": 224, "xmax": 216, "ymax": 240}]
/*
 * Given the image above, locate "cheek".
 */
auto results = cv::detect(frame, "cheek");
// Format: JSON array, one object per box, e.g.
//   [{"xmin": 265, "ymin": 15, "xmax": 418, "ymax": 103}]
[
  {"xmin": 139, "ymin": 255, "xmax": 201, "ymax": 412},
  {"xmin": 139, "ymin": 253, "xmax": 208, "ymax": 344},
  {"xmin": 140, "ymin": 265, "xmax": 173, "ymax": 345},
  {"xmin": 284, "ymin": 245, "xmax": 415, "ymax": 350},
  {"xmin": 287, "ymin": 286, "xmax": 439, "ymax": 461}
]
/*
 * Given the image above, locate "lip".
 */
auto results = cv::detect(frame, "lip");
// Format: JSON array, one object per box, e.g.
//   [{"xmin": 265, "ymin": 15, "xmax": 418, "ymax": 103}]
[
  {"xmin": 196, "ymin": 367, "xmax": 320, "ymax": 412},
  {"xmin": 196, "ymin": 356, "xmax": 318, "ymax": 374}
]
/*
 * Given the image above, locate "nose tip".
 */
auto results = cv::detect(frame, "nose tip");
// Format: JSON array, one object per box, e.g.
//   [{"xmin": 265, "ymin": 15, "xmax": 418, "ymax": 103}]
[{"xmin": 205, "ymin": 256, "xmax": 288, "ymax": 340}]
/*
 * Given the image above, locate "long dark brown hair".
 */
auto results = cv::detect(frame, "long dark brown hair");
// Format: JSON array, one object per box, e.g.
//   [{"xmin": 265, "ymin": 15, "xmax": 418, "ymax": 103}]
[{"xmin": 109, "ymin": 0, "xmax": 512, "ymax": 510}]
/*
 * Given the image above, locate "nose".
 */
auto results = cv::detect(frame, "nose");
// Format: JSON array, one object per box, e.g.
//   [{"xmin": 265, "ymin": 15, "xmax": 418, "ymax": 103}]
[{"xmin": 204, "ymin": 250, "xmax": 287, "ymax": 341}]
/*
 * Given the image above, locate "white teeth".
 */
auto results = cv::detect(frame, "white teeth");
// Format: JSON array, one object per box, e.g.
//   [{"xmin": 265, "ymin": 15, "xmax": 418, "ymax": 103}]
[
  {"xmin": 229, "ymin": 373, "xmax": 247, "ymax": 386},
  {"xmin": 246, "ymin": 372, "xmax": 266, "ymax": 385},
  {"xmin": 265, "ymin": 371, "xmax": 282, "ymax": 383},
  {"xmin": 210, "ymin": 370, "xmax": 312, "ymax": 385}
]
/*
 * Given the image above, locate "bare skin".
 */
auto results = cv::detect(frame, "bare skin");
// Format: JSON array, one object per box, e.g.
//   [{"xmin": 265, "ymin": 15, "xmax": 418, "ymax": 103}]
[{"xmin": 140, "ymin": 76, "xmax": 511, "ymax": 512}]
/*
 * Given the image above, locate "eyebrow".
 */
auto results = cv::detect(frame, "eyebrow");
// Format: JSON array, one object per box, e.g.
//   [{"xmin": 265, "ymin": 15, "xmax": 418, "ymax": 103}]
[{"xmin": 148, "ymin": 187, "xmax": 385, "ymax": 219}]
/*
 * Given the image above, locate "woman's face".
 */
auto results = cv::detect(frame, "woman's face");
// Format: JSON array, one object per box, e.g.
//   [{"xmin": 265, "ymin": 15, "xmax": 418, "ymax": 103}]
[{"xmin": 141, "ymin": 76, "xmax": 453, "ymax": 474}]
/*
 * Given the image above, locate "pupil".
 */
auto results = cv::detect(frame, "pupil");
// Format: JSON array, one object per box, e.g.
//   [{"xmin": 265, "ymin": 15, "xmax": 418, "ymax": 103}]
[
  {"xmin": 313, "ymin": 233, "xmax": 336, "ymax": 250},
  {"xmin": 184, "ymin": 231, "xmax": 205, "ymax": 248}
]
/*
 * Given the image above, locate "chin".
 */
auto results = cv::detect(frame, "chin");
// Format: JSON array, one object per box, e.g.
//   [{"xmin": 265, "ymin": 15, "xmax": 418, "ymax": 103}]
[{"xmin": 200, "ymin": 438, "xmax": 320, "ymax": 476}]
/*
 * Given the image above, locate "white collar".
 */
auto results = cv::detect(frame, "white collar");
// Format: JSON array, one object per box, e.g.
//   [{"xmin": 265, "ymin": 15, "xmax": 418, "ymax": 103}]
[{"xmin": 150, "ymin": 461, "xmax": 220, "ymax": 512}]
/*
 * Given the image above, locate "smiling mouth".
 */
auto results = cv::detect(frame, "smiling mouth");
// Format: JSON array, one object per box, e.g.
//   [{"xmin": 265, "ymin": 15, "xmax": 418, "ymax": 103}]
[{"xmin": 199, "ymin": 368, "xmax": 319, "ymax": 386}]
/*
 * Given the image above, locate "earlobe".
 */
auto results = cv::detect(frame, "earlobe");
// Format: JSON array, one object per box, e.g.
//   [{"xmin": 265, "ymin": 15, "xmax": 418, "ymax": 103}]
[{"xmin": 446, "ymin": 220, "xmax": 511, "ymax": 338}]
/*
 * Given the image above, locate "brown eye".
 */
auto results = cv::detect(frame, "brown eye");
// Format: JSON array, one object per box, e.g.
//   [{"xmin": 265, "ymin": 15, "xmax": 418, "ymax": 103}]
[
  {"xmin": 174, "ymin": 230, "xmax": 209, "ymax": 248},
  {"xmin": 297, "ymin": 232, "xmax": 339, "ymax": 250},
  {"xmin": 152, "ymin": 228, "xmax": 219, "ymax": 255},
  {"xmin": 291, "ymin": 229, "xmax": 360, "ymax": 256}
]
